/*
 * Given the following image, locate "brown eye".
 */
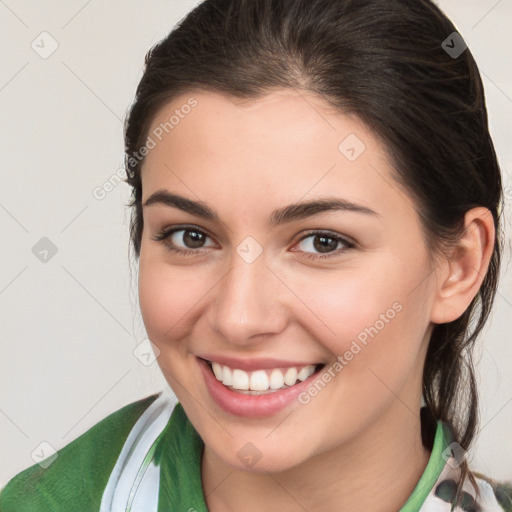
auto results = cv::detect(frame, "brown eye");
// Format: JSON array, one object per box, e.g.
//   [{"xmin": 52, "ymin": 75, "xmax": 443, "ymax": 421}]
[
  {"xmin": 152, "ymin": 226, "xmax": 216, "ymax": 255},
  {"xmin": 178, "ymin": 229, "xmax": 208, "ymax": 248},
  {"xmin": 293, "ymin": 231, "xmax": 354, "ymax": 260}
]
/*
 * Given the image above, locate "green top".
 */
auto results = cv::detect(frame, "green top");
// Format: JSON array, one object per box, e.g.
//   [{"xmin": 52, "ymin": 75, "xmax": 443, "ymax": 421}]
[
  {"xmin": 0, "ymin": 394, "xmax": 159, "ymax": 511},
  {"xmin": 400, "ymin": 418, "xmax": 453, "ymax": 511},
  {"xmin": 1, "ymin": 392, "xmax": 510, "ymax": 511},
  {"xmin": 157, "ymin": 399, "xmax": 452, "ymax": 511}
]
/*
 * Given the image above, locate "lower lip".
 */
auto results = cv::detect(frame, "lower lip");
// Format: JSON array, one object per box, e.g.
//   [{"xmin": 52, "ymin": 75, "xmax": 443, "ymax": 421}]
[{"xmin": 197, "ymin": 357, "xmax": 323, "ymax": 418}]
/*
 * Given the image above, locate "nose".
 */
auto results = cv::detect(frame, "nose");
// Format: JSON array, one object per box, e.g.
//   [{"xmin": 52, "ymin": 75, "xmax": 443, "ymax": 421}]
[{"xmin": 208, "ymin": 250, "xmax": 288, "ymax": 346}]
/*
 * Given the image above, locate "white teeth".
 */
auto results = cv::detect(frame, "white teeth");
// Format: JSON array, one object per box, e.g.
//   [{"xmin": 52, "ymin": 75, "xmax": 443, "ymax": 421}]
[
  {"xmin": 284, "ymin": 367, "xmax": 298, "ymax": 386},
  {"xmin": 250, "ymin": 370, "xmax": 270, "ymax": 391},
  {"xmin": 269, "ymin": 368, "xmax": 284, "ymax": 389},
  {"xmin": 212, "ymin": 362, "xmax": 223, "ymax": 381},
  {"xmin": 209, "ymin": 361, "xmax": 318, "ymax": 393},
  {"xmin": 232, "ymin": 369, "xmax": 249, "ymax": 390},
  {"xmin": 298, "ymin": 366, "xmax": 313, "ymax": 381},
  {"xmin": 223, "ymin": 366, "xmax": 233, "ymax": 386}
]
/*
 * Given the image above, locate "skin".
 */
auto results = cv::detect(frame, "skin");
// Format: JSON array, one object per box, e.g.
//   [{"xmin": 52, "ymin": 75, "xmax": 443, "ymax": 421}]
[{"xmin": 137, "ymin": 88, "xmax": 495, "ymax": 511}]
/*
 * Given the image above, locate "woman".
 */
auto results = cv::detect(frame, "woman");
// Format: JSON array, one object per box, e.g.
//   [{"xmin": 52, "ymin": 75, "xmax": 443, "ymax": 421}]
[{"xmin": 1, "ymin": 0, "xmax": 511, "ymax": 510}]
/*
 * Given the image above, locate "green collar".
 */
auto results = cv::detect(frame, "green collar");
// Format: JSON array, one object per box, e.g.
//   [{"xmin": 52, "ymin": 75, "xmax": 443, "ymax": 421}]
[
  {"xmin": 154, "ymin": 402, "xmax": 208, "ymax": 512},
  {"xmin": 400, "ymin": 418, "xmax": 453, "ymax": 511},
  {"xmin": 156, "ymin": 403, "xmax": 451, "ymax": 512}
]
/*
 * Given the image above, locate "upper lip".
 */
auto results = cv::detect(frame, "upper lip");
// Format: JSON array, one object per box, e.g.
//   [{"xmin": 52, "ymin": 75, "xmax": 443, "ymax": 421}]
[{"xmin": 197, "ymin": 354, "xmax": 324, "ymax": 372}]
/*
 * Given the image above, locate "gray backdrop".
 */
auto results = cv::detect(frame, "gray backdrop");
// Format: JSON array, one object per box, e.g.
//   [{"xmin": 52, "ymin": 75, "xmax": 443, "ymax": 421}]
[{"xmin": 1, "ymin": 0, "xmax": 511, "ymax": 486}]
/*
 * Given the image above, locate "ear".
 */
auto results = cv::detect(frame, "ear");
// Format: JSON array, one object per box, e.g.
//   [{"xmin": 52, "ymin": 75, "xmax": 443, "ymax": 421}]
[{"xmin": 430, "ymin": 207, "xmax": 496, "ymax": 324}]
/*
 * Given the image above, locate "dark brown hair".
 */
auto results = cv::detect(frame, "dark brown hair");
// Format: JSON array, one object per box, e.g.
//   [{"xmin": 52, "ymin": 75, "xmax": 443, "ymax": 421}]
[{"xmin": 123, "ymin": 0, "xmax": 504, "ymax": 506}]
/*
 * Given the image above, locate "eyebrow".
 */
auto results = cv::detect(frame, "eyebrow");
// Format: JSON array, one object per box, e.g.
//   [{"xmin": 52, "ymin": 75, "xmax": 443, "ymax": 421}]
[{"xmin": 142, "ymin": 189, "xmax": 380, "ymax": 227}]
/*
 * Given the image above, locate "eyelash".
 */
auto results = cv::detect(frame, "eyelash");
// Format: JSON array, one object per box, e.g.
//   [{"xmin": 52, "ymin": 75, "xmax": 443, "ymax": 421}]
[{"xmin": 151, "ymin": 225, "xmax": 355, "ymax": 260}]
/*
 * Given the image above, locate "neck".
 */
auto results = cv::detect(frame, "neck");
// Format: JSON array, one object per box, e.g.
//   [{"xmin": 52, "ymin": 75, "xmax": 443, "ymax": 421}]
[{"xmin": 201, "ymin": 399, "xmax": 431, "ymax": 512}]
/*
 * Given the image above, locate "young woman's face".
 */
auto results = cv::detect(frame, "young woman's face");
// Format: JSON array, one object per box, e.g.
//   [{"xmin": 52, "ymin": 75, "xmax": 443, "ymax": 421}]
[{"xmin": 138, "ymin": 88, "xmax": 438, "ymax": 471}]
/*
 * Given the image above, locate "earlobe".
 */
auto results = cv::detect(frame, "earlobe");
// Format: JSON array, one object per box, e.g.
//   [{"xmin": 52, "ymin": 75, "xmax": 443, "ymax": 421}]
[{"xmin": 430, "ymin": 207, "xmax": 495, "ymax": 325}]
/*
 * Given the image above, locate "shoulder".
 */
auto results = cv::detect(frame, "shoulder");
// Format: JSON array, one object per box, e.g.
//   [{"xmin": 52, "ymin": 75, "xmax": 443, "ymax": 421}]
[
  {"xmin": 429, "ymin": 419, "xmax": 512, "ymax": 511},
  {"xmin": 0, "ymin": 392, "xmax": 161, "ymax": 512},
  {"xmin": 472, "ymin": 472, "xmax": 512, "ymax": 512},
  {"xmin": 431, "ymin": 468, "xmax": 512, "ymax": 511}
]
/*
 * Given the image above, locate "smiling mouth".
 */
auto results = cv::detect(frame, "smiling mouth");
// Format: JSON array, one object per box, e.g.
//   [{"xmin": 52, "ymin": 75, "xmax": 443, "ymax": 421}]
[{"xmin": 201, "ymin": 358, "xmax": 325, "ymax": 395}]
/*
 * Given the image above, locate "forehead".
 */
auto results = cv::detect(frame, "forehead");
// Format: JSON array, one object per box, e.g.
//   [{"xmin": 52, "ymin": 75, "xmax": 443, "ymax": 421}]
[{"xmin": 140, "ymin": 89, "xmax": 413, "ymax": 221}]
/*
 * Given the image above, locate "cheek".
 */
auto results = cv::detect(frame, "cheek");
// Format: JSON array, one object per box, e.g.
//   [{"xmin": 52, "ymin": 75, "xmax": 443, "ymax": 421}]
[
  {"xmin": 138, "ymin": 255, "xmax": 202, "ymax": 344},
  {"xmin": 288, "ymin": 255, "xmax": 430, "ymax": 378},
  {"xmin": 288, "ymin": 265, "xmax": 397, "ymax": 353}
]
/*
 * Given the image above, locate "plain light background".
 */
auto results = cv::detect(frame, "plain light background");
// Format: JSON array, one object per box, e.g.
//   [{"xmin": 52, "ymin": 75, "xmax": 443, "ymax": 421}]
[{"xmin": 0, "ymin": 0, "xmax": 511, "ymax": 488}]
